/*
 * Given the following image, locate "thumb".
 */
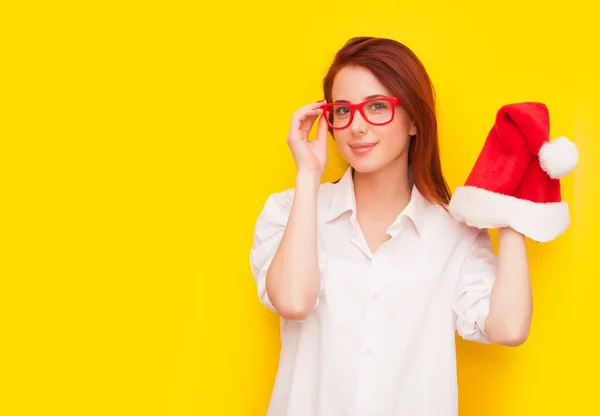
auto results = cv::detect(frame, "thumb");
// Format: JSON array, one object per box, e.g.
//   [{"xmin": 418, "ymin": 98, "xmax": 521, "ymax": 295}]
[{"xmin": 315, "ymin": 114, "xmax": 329, "ymax": 144}]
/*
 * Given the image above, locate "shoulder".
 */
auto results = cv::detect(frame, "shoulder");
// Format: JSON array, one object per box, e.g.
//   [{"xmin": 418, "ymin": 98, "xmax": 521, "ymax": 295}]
[
  {"xmin": 260, "ymin": 187, "xmax": 295, "ymax": 212},
  {"xmin": 258, "ymin": 180, "xmax": 339, "ymax": 211},
  {"xmin": 422, "ymin": 203, "xmax": 495, "ymax": 276},
  {"xmin": 424, "ymin": 201, "xmax": 486, "ymax": 247},
  {"xmin": 254, "ymin": 180, "xmax": 338, "ymax": 222}
]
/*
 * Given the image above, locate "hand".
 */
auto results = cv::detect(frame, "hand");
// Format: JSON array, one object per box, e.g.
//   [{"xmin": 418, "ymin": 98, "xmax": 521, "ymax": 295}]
[{"xmin": 286, "ymin": 99, "xmax": 329, "ymax": 177}]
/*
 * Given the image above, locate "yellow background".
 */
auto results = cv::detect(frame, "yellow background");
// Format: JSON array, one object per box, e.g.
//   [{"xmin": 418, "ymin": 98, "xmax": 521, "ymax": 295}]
[{"xmin": 1, "ymin": 1, "xmax": 598, "ymax": 415}]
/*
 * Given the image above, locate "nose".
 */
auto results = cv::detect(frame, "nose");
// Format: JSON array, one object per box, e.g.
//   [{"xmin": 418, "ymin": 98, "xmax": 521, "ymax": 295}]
[{"xmin": 349, "ymin": 109, "xmax": 368, "ymax": 135}]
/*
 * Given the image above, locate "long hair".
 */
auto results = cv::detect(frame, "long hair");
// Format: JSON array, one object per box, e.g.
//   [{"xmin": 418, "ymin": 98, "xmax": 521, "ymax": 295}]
[{"xmin": 322, "ymin": 37, "xmax": 451, "ymax": 207}]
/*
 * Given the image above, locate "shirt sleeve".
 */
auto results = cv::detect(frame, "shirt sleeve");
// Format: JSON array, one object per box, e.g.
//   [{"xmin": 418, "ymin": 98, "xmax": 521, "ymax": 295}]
[
  {"xmin": 249, "ymin": 189, "xmax": 327, "ymax": 314},
  {"xmin": 451, "ymin": 228, "xmax": 498, "ymax": 344}
]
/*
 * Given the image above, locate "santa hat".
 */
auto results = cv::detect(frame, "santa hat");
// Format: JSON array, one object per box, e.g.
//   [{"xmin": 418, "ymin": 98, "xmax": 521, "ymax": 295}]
[{"xmin": 448, "ymin": 102, "xmax": 578, "ymax": 243}]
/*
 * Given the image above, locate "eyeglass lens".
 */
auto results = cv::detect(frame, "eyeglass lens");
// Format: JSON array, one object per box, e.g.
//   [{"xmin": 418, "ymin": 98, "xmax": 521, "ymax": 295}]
[{"xmin": 325, "ymin": 100, "xmax": 394, "ymax": 128}]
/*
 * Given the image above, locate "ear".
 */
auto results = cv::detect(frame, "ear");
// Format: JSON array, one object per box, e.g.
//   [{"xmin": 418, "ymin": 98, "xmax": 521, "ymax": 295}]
[{"xmin": 409, "ymin": 120, "xmax": 417, "ymax": 137}]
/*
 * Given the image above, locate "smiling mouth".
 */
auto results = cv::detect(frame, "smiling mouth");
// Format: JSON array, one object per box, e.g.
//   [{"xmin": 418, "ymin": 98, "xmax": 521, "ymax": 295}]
[
  {"xmin": 350, "ymin": 142, "xmax": 378, "ymax": 154},
  {"xmin": 350, "ymin": 142, "xmax": 378, "ymax": 149}
]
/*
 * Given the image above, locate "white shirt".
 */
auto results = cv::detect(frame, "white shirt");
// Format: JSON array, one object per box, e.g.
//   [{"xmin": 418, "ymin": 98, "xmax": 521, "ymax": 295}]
[{"xmin": 250, "ymin": 166, "xmax": 498, "ymax": 416}]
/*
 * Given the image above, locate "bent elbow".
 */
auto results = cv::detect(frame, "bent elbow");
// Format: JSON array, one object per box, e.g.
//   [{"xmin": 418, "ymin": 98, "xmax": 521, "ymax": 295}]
[
  {"xmin": 502, "ymin": 334, "xmax": 528, "ymax": 346},
  {"xmin": 277, "ymin": 303, "xmax": 312, "ymax": 321},
  {"xmin": 491, "ymin": 328, "xmax": 529, "ymax": 346},
  {"xmin": 271, "ymin": 289, "xmax": 318, "ymax": 320},
  {"xmin": 266, "ymin": 270, "xmax": 319, "ymax": 321},
  {"xmin": 270, "ymin": 294, "xmax": 317, "ymax": 321},
  {"xmin": 485, "ymin": 313, "xmax": 531, "ymax": 347}
]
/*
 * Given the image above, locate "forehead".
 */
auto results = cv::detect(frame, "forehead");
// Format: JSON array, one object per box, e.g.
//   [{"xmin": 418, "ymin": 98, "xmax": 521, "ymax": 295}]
[{"xmin": 331, "ymin": 66, "xmax": 392, "ymax": 102}]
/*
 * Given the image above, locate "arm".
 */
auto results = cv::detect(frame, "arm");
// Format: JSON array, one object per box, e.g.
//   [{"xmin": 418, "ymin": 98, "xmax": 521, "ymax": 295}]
[
  {"xmin": 484, "ymin": 227, "xmax": 532, "ymax": 346},
  {"xmin": 265, "ymin": 171, "xmax": 322, "ymax": 321},
  {"xmin": 251, "ymin": 99, "xmax": 328, "ymax": 320}
]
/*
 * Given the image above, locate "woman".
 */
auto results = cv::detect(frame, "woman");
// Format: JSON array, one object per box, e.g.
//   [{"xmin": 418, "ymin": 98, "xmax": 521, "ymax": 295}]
[{"xmin": 249, "ymin": 37, "xmax": 532, "ymax": 416}]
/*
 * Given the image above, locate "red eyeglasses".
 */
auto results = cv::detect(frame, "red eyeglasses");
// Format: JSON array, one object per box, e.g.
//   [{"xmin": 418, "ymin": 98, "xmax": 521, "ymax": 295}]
[{"xmin": 319, "ymin": 97, "xmax": 401, "ymax": 130}]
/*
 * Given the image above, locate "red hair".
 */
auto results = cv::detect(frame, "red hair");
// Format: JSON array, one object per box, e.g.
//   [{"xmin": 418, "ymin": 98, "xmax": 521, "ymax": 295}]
[{"xmin": 322, "ymin": 37, "xmax": 451, "ymax": 207}]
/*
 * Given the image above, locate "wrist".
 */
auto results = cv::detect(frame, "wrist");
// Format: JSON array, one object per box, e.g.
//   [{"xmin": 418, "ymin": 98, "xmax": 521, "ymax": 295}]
[
  {"xmin": 498, "ymin": 227, "xmax": 523, "ymax": 239},
  {"xmin": 295, "ymin": 169, "xmax": 322, "ymax": 192}
]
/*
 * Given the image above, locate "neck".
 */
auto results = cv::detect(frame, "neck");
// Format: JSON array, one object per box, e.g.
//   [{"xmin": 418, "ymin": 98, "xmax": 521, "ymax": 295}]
[{"xmin": 352, "ymin": 157, "xmax": 412, "ymax": 211}]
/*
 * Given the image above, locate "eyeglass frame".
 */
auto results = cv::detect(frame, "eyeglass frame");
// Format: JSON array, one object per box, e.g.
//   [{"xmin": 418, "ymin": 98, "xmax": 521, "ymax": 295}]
[{"xmin": 319, "ymin": 96, "xmax": 401, "ymax": 130}]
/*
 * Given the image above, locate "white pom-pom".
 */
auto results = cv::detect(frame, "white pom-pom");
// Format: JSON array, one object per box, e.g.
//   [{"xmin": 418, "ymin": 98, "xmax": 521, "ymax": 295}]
[{"xmin": 538, "ymin": 136, "xmax": 579, "ymax": 179}]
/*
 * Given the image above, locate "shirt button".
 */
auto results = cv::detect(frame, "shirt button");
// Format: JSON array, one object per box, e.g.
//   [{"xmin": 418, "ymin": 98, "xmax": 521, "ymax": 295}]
[
  {"xmin": 363, "ymin": 347, "xmax": 373, "ymax": 355},
  {"xmin": 371, "ymin": 292, "xmax": 380, "ymax": 301}
]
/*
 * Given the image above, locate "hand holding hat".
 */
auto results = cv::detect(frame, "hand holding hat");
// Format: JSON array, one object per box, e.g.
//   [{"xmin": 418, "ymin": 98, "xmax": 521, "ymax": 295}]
[{"xmin": 448, "ymin": 102, "xmax": 578, "ymax": 242}]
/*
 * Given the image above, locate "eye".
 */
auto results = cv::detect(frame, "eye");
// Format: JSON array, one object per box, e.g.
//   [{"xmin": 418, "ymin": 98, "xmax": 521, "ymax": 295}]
[
  {"xmin": 334, "ymin": 106, "xmax": 350, "ymax": 116},
  {"xmin": 367, "ymin": 100, "xmax": 391, "ymax": 112}
]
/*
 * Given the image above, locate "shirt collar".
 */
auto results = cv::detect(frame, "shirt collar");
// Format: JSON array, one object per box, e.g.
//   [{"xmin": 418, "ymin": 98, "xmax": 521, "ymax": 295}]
[
  {"xmin": 324, "ymin": 166, "xmax": 429, "ymax": 237},
  {"xmin": 324, "ymin": 166, "xmax": 356, "ymax": 223}
]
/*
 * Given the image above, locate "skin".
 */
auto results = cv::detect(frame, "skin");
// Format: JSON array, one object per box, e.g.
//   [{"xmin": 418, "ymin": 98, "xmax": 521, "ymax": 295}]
[
  {"xmin": 267, "ymin": 65, "xmax": 532, "ymax": 346},
  {"xmin": 329, "ymin": 65, "xmax": 416, "ymax": 254}
]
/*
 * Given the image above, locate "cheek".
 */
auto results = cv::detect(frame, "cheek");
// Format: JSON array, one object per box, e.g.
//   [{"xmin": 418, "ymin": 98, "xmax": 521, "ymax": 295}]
[
  {"xmin": 377, "ymin": 124, "xmax": 410, "ymax": 149},
  {"xmin": 333, "ymin": 131, "xmax": 351, "ymax": 147}
]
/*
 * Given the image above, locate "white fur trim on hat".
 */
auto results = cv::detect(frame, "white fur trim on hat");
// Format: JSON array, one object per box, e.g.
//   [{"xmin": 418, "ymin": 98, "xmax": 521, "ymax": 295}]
[
  {"xmin": 448, "ymin": 186, "xmax": 571, "ymax": 242},
  {"xmin": 539, "ymin": 136, "xmax": 578, "ymax": 179}
]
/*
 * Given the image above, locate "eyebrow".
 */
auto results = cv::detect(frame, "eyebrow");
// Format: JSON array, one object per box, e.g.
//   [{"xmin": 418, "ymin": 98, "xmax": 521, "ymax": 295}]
[{"xmin": 334, "ymin": 94, "xmax": 386, "ymax": 103}]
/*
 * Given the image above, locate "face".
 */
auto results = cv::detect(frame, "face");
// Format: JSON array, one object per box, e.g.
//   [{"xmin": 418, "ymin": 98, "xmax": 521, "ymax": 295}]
[{"xmin": 329, "ymin": 65, "xmax": 416, "ymax": 174}]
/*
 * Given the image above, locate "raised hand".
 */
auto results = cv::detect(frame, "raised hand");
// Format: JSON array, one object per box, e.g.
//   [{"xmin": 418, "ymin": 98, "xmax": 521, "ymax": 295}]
[{"xmin": 286, "ymin": 99, "xmax": 329, "ymax": 176}]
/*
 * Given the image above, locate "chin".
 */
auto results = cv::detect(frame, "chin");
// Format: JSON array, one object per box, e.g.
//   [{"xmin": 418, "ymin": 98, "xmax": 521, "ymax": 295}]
[
  {"xmin": 347, "ymin": 152, "xmax": 407, "ymax": 175},
  {"xmin": 339, "ymin": 142, "xmax": 404, "ymax": 174},
  {"xmin": 346, "ymin": 157, "xmax": 385, "ymax": 174}
]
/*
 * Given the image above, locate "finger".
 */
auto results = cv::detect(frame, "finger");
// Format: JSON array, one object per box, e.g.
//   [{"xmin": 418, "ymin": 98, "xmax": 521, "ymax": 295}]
[
  {"xmin": 300, "ymin": 108, "xmax": 324, "ymax": 125},
  {"xmin": 301, "ymin": 114, "xmax": 325, "ymax": 143},
  {"xmin": 295, "ymin": 106, "xmax": 324, "ymax": 123},
  {"xmin": 289, "ymin": 100, "xmax": 326, "ymax": 142},
  {"xmin": 292, "ymin": 109, "xmax": 324, "ymax": 139},
  {"xmin": 300, "ymin": 99, "xmax": 326, "ymax": 111},
  {"xmin": 300, "ymin": 108, "xmax": 324, "ymax": 119},
  {"xmin": 292, "ymin": 100, "xmax": 327, "ymax": 122},
  {"xmin": 315, "ymin": 113, "xmax": 329, "ymax": 144}
]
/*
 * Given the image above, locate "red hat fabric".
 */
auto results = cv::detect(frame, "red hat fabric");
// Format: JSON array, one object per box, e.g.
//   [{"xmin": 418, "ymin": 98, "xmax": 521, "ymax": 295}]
[{"xmin": 448, "ymin": 102, "xmax": 578, "ymax": 242}]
